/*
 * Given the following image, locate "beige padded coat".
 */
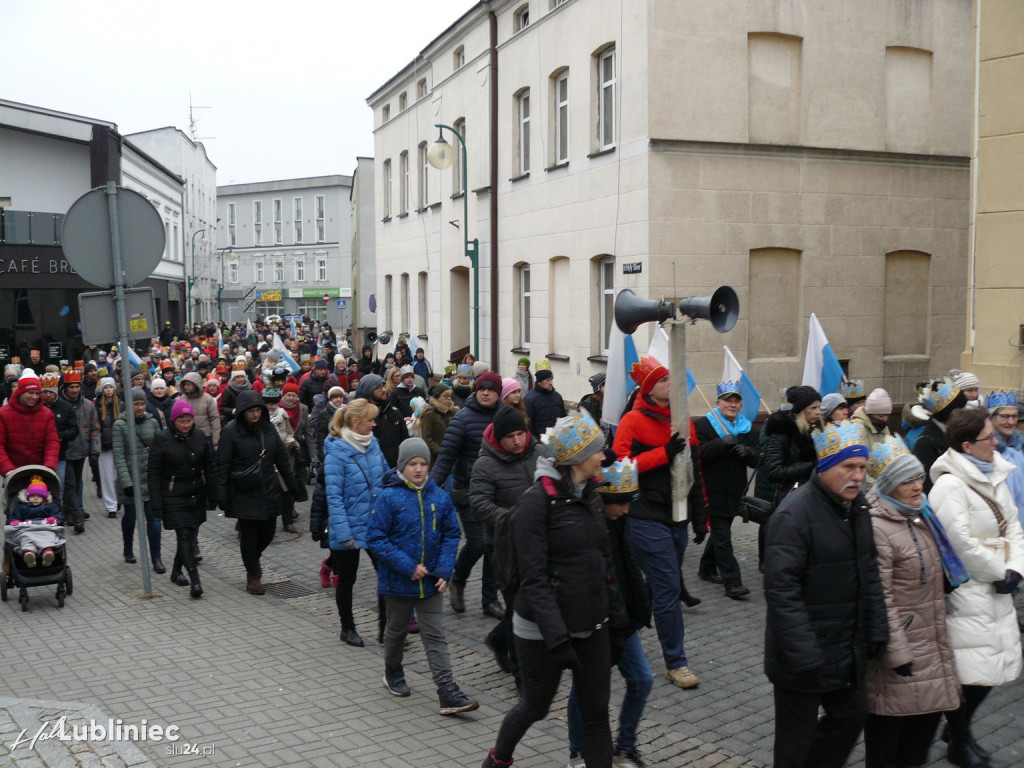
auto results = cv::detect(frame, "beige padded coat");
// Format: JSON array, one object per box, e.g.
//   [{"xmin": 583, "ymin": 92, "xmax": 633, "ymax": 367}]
[{"xmin": 864, "ymin": 493, "xmax": 960, "ymax": 716}]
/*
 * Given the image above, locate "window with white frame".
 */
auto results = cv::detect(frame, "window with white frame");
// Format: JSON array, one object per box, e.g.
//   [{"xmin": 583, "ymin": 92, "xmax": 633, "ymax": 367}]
[
  {"xmin": 254, "ymin": 261, "xmax": 264, "ymax": 283},
  {"xmin": 599, "ymin": 255, "xmax": 615, "ymax": 354},
  {"xmin": 454, "ymin": 46, "xmax": 465, "ymax": 69},
  {"xmin": 274, "ymin": 260, "xmax": 284, "ymax": 283},
  {"xmin": 315, "ymin": 195, "xmax": 325, "ymax": 242},
  {"xmin": 418, "ymin": 142, "xmax": 429, "ymax": 209},
  {"xmin": 229, "ymin": 261, "xmax": 238, "ymax": 284},
  {"xmin": 295, "ymin": 258, "xmax": 305, "ymax": 282},
  {"xmin": 552, "ymin": 0, "xmax": 568, "ymax": 6},
  {"xmin": 516, "ymin": 264, "xmax": 531, "ymax": 347},
  {"xmin": 516, "ymin": 91, "xmax": 530, "ymax": 175},
  {"xmin": 317, "ymin": 258, "xmax": 327, "ymax": 282},
  {"xmin": 383, "ymin": 159, "xmax": 392, "ymax": 218},
  {"xmin": 293, "ymin": 197, "xmax": 303, "ymax": 243},
  {"xmin": 453, "ymin": 120, "xmax": 465, "ymax": 194},
  {"xmin": 399, "ymin": 151, "xmax": 409, "ymax": 215},
  {"xmin": 399, "ymin": 92, "xmax": 408, "ymax": 111},
  {"xmin": 598, "ymin": 46, "xmax": 616, "ymax": 150},
  {"xmin": 514, "ymin": 4, "xmax": 529, "ymax": 31},
  {"xmin": 227, "ymin": 202, "xmax": 237, "ymax": 246},
  {"xmin": 273, "ymin": 199, "xmax": 283, "ymax": 244},
  {"xmin": 554, "ymin": 70, "xmax": 569, "ymax": 164},
  {"xmin": 253, "ymin": 202, "xmax": 263, "ymax": 246}
]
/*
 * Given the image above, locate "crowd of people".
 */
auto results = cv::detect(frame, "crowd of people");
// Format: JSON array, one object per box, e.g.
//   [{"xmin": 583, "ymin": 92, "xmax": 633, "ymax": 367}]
[{"xmin": 2, "ymin": 318, "xmax": 1023, "ymax": 768}]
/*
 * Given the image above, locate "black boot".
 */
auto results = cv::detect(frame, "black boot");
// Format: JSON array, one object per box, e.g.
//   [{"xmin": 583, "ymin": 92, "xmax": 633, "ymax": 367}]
[
  {"xmin": 182, "ymin": 531, "xmax": 202, "ymax": 598},
  {"xmin": 679, "ymin": 576, "xmax": 702, "ymax": 607},
  {"xmin": 947, "ymin": 739, "xmax": 990, "ymax": 768},
  {"xmin": 124, "ymin": 549, "xmax": 137, "ymax": 564},
  {"xmin": 169, "ymin": 548, "xmax": 189, "ymax": 586}
]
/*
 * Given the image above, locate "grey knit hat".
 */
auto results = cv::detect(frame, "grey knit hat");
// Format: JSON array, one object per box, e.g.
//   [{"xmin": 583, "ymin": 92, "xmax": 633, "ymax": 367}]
[
  {"xmin": 131, "ymin": 387, "xmax": 148, "ymax": 402},
  {"xmin": 872, "ymin": 453, "xmax": 924, "ymax": 498},
  {"xmin": 820, "ymin": 392, "xmax": 847, "ymax": 422},
  {"xmin": 397, "ymin": 437, "xmax": 430, "ymax": 472}
]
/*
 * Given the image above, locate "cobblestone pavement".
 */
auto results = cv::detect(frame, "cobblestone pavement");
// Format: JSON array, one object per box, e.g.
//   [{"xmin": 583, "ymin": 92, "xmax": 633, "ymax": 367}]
[{"xmin": 1, "ymin": 479, "xmax": 1022, "ymax": 767}]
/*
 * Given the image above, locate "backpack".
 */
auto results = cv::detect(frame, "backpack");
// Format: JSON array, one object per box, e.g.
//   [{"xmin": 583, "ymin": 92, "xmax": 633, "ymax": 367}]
[{"xmin": 492, "ymin": 476, "xmax": 557, "ymax": 593}]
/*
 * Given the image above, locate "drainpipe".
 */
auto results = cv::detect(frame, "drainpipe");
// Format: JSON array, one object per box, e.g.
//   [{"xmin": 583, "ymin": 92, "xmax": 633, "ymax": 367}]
[{"xmin": 489, "ymin": 9, "xmax": 500, "ymax": 368}]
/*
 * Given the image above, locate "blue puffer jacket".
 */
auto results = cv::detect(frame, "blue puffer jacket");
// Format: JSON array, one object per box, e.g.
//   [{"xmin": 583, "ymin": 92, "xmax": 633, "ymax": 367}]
[
  {"xmin": 366, "ymin": 468, "xmax": 460, "ymax": 599},
  {"xmin": 323, "ymin": 434, "xmax": 389, "ymax": 549},
  {"xmin": 430, "ymin": 391, "xmax": 500, "ymax": 491}
]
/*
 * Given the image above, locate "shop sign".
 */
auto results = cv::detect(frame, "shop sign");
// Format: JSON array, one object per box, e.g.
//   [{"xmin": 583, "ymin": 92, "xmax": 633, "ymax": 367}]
[
  {"xmin": 257, "ymin": 290, "xmax": 282, "ymax": 302},
  {"xmin": 0, "ymin": 257, "xmax": 76, "ymax": 275},
  {"xmin": 301, "ymin": 287, "xmax": 338, "ymax": 298}
]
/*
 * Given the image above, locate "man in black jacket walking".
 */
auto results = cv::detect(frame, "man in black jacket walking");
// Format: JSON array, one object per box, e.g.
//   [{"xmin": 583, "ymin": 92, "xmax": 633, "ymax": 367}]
[
  {"xmin": 763, "ymin": 420, "xmax": 888, "ymax": 768},
  {"xmin": 353, "ymin": 374, "xmax": 407, "ymax": 468}
]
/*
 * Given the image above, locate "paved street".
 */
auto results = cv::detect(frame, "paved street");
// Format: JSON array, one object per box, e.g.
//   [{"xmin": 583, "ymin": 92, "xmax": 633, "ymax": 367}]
[{"xmin": 1, "ymin": 484, "xmax": 1023, "ymax": 767}]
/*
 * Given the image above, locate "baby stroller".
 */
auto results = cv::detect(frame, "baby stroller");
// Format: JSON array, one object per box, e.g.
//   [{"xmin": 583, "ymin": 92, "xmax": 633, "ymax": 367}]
[{"xmin": 2, "ymin": 465, "xmax": 72, "ymax": 611}]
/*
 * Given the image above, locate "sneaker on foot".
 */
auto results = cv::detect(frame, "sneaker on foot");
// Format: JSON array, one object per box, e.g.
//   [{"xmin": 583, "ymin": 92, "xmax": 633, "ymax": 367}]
[
  {"xmin": 567, "ymin": 750, "xmax": 586, "ymax": 768},
  {"xmin": 613, "ymin": 747, "xmax": 646, "ymax": 768},
  {"xmin": 438, "ymin": 682, "xmax": 479, "ymax": 715},
  {"xmin": 384, "ymin": 666, "xmax": 410, "ymax": 697},
  {"xmin": 40, "ymin": 548, "xmax": 55, "ymax": 567},
  {"xmin": 665, "ymin": 666, "xmax": 700, "ymax": 689},
  {"xmin": 22, "ymin": 550, "xmax": 37, "ymax": 568}
]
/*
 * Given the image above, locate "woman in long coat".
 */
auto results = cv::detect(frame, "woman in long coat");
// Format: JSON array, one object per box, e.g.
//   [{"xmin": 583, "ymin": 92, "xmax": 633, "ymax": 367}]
[
  {"xmin": 215, "ymin": 389, "xmax": 297, "ymax": 595},
  {"xmin": 148, "ymin": 399, "xmax": 216, "ymax": 599},
  {"xmin": 929, "ymin": 408, "xmax": 1024, "ymax": 767},
  {"xmin": 864, "ymin": 436, "xmax": 964, "ymax": 768},
  {"xmin": 113, "ymin": 388, "xmax": 162, "ymax": 569}
]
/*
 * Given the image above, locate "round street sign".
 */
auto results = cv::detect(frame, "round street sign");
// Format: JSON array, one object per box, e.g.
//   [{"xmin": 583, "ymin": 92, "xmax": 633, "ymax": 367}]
[
  {"xmin": 322, "ymin": 293, "xmax": 330, "ymax": 303},
  {"xmin": 62, "ymin": 187, "xmax": 165, "ymax": 288}
]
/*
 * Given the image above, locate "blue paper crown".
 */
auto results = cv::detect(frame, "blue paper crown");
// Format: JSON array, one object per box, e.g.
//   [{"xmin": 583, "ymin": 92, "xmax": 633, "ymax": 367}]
[
  {"xmin": 839, "ymin": 379, "xmax": 865, "ymax": 399},
  {"xmin": 597, "ymin": 458, "xmax": 639, "ymax": 497},
  {"xmin": 867, "ymin": 435, "xmax": 911, "ymax": 481},
  {"xmin": 456, "ymin": 364, "xmax": 475, "ymax": 378},
  {"xmin": 986, "ymin": 388, "xmax": 1018, "ymax": 412},
  {"xmin": 716, "ymin": 379, "xmax": 742, "ymax": 398},
  {"xmin": 919, "ymin": 377, "xmax": 959, "ymax": 414},
  {"xmin": 813, "ymin": 420, "xmax": 868, "ymax": 470},
  {"xmin": 542, "ymin": 410, "xmax": 603, "ymax": 464}
]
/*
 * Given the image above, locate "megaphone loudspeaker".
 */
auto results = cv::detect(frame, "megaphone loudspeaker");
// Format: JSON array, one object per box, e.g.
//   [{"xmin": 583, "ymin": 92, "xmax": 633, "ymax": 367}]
[
  {"xmin": 678, "ymin": 286, "xmax": 739, "ymax": 334},
  {"xmin": 614, "ymin": 290, "xmax": 676, "ymax": 334},
  {"xmin": 378, "ymin": 331, "xmax": 393, "ymax": 345}
]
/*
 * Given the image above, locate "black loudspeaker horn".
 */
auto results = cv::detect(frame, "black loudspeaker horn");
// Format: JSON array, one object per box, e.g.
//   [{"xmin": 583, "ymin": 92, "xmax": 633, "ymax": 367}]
[
  {"xmin": 377, "ymin": 331, "xmax": 392, "ymax": 345},
  {"xmin": 614, "ymin": 289, "xmax": 677, "ymax": 334},
  {"xmin": 367, "ymin": 330, "xmax": 378, "ymax": 344},
  {"xmin": 678, "ymin": 286, "xmax": 739, "ymax": 333}
]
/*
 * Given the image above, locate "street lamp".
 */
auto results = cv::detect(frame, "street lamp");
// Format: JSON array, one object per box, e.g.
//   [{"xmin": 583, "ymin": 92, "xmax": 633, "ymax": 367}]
[
  {"xmin": 187, "ymin": 228, "xmax": 207, "ymax": 327},
  {"xmin": 428, "ymin": 124, "xmax": 480, "ymax": 359}
]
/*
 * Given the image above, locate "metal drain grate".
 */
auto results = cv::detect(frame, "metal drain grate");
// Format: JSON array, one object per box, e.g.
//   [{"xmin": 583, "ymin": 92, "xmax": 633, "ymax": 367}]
[{"xmin": 263, "ymin": 581, "xmax": 317, "ymax": 599}]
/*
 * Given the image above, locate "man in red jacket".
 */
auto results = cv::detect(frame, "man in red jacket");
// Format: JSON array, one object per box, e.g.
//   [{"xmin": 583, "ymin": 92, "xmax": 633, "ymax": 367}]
[{"xmin": 0, "ymin": 370, "xmax": 60, "ymax": 475}]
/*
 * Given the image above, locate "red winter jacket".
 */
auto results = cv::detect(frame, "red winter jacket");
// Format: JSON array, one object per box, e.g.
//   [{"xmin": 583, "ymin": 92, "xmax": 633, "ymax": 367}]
[{"xmin": 0, "ymin": 397, "xmax": 60, "ymax": 474}]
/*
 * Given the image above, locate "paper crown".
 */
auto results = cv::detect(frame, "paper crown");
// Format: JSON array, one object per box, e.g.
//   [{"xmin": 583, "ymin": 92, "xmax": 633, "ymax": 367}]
[
  {"xmin": 987, "ymin": 388, "xmax": 1018, "ymax": 413},
  {"xmin": 918, "ymin": 378, "xmax": 960, "ymax": 414},
  {"xmin": 39, "ymin": 372, "xmax": 60, "ymax": 391},
  {"xmin": 456, "ymin": 364, "xmax": 475, "ymax": 378},
  {"xmin": 400, "ymin": 365, "xmax": 415, "ymax": 376},
  {"xmin": 541, "ymin": 410, "xmax": 604, "ymax": 465},
  {"xmin": 839, "ymin": 379, "xmax": 865, "ymax": 400},
  {"xmin": 630, "ymin": 355, "xmax": 669, "ymax": 394},
  {"xmin": 535, "ymin": 359, "xmax": 551, "ymax": 372},
  {"xmin": 812, "ymin": 420, "xmax": 868, "ymax": 471},
  {"xmin": 231, "ymin": 360, "xmax": 247, "ymax": 372},
  {"xmin": 215, "ymin": 362, "xmax": 230, "ymax": 374},
  {"xmin": 62, "ymin": 369, "xmax": 82, "ymax": 384},
  {"xmin": 867, "ymin": 434, "xmax": 912, "ymax": 481},
  {"xmin": 597, "ymin": 457, "xmax": 639, "ymax": 499},
  {"xmin": 716, "ymin": 380, "xmax": 742, "ymax": 399},
  {"xmin": 73, "ymin": 360, "xmax": 84, "ymax": 369},
  {"xmin": 299, "ymin": 353, "xmax": 311, "ymax": 362}
]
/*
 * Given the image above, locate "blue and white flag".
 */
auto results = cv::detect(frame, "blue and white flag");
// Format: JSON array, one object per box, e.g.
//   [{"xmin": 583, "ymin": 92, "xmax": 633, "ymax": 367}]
[
  {"xmin": 604, "ymin": 322, "xmax": 640, "ymax": 427},
  {"xmin": 802, "ymin": 313, "xmax": 844, "ymax": 395},
  {"xmin": 245, "ymin": 317, "xmax": 254, "ymax": 337},
  {"xmin": 722, "ymin": 346, "xmax": 762, "ymax": 422},
  {"xmin": 271, "ymin": 333, "xmax": 300, "ymax": 374},
  {"xmin": 124, "ymin": 344, "xmax": 143, "ymax": 371},
  {"xmin": 648, "ymin": 326, "xmax": 696, "ymax": 396}
]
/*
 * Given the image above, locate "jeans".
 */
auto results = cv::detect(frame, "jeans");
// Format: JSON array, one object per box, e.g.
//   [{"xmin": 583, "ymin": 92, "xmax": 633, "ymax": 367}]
[
  {"xmin": 568, "ymin": 630, "xmax": 653, "ymax": 754},
  {"xmin": 699, "ymin": 516, "xmax": 742, "ymax": 587},
  {"xmin": 56, "ymin": 460, "xmax": 66, "ymax": 490},
  {"xmin": 452, "ymin": 502, "xmax": 498, "ymax": 606},
  {"xmin": 121, "ymin": 501, "xmax": 162, "ymax": 559},
  {"xmin": 383, "ymin": 593, "xmax": 452, "ymax": 688},
  {"xmin": 772, "ymin": 684, "xmax": 867, "ymax": 768},
  {"xmin": 627, "ymin": 516, "xmax": 689, "ymax": 668}
]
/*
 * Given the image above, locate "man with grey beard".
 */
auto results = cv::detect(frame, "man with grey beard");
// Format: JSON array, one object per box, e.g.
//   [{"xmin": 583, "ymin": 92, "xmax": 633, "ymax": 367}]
[{"xmin": 762, "ymin": 420, "xmax": 888, "ymax": 768}]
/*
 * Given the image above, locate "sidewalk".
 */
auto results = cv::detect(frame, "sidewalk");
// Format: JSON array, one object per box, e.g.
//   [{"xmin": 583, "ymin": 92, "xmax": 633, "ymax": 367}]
[{"xmin": 1, "ymin": 483, "xmax": 1021, "ymax": 767}]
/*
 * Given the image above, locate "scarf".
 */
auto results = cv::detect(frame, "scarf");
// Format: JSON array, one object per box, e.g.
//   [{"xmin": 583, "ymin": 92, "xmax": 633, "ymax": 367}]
[
  {"xmin": 281, "ymin": 401, "xmax": 301, "ymax": 431},
  {"xmin": 341, "ymin": 426, "xmax": 372, "ymax": 453},
  {"xmin": 962, "ymin": 452, "xmax": 994, "ymax": 477},
  {"xmin": 707, "ymin": 407, "xmax": 752, "ymax": 439},
  {"xmin": 875, "ymin": 491, "xmax": 970, "ymax": 587}
]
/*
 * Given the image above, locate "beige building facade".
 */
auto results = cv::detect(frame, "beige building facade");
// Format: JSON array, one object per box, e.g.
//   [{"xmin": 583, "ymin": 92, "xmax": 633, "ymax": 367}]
[
  {"xmin": 962, "ymin": 0, "xmax": 1024, "ymax": 392},
  {"xmin": 368, "ymin": 0, "xmax": 973, "ymax": 405}
]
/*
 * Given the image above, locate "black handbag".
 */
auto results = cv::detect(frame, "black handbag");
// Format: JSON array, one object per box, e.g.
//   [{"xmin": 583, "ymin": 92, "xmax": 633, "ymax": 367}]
[
  {"xmin": 739, "ymin": 468, "xmax": 774, "ymax": 525},
  {"xmin": 230, "ymin": 432, "xmax": 266, "ymax": 491}
]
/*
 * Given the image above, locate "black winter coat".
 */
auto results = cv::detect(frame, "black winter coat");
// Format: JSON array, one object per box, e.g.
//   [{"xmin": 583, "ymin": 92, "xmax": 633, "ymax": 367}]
[
  {"xmin": 763, "ymin": 475, "xmax": 889, "ymax": 691},
  {"xmin": 606, "ymin": 516, "xmax": 652, "ymax": 633},
  {"xmin": 299, "ymin": 372, "xmax": 329, "ymax": 410},
  {"xmin": 95, "ymin": 398, "xmax": 119, "ymax": 451},
  {"xmin": 693, "ymin": 415, "xmax": 759, "ymax": 518},
  {"xmin": 215, "ymin": 390, "xmax": 297, "ymax": 521},
  {"xmin": 147, "ymin": 425, "xmax": 215, "ymax": 529},
  {"xmin": 469, "ymin": 426, "xmax": 544, "ymax": 546},
  {"xmin": 45, "ymin": 397, "xmax": 79, "ymax": 460},
  {"xmin": 372, "ymin": 398, "xmax": 407, "ymax": 469},
  {"xmin": 524, "ymin": 385, "xmax": 567, "ymax": 439},
  {"xmin": 308, "ymin": 464, "xmax": 329, "ymax": 549},
  {"xmin": 911, "ymin": 419, "xmax": 948, "ymax": 494},
  {"xmin": 431, "ymin": 392, "xmax": 501, "ymax": 493},
  {"xmin": 512, "ymin": 471, "xmax": 627, "ymax": 651},
  {"xmin": 762, "ymin": 409, "xmax": 816, "ymax": 509}
]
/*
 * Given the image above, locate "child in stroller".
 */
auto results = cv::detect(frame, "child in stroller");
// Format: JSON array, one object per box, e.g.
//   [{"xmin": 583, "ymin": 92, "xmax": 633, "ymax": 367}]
[{"xmin": 5, "ymin": 475, "xmax": 65, "ymax": 567}]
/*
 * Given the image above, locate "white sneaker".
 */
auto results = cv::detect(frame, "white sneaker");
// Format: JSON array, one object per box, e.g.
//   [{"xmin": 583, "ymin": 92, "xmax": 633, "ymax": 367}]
[{"xmin": 567, "ymin": 751, "xmax": 586, "ymax": 768}]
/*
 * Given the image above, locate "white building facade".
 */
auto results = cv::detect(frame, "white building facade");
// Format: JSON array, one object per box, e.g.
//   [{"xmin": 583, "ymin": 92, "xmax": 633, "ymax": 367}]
[{"xmin": 368, "ymin": 0, "xmax": 972, "ymax": 404}]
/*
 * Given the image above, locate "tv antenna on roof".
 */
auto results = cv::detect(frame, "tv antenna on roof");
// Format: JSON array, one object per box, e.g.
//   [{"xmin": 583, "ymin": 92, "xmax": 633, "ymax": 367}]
[{"xmin": 189, "ymin": 93, "xmax": 215, "ymax": 141}]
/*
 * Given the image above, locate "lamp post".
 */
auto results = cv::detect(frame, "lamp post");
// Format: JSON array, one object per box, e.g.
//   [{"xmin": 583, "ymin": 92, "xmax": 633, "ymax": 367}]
[
  {"xmin": 188, "ymin": 228, "xmax": 207, "ymax": 327},
  {"xmin": 428, "ymin": 124, "xmax": 480, "ymax": 359}
]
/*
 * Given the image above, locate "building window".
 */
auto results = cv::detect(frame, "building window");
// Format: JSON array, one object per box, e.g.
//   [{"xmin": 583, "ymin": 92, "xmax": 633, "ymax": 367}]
[
  {"xmin": 597, "ymin": 46, "xmax": 616, "ymax": 150},
  {"xmin": 273, "ymin": 199, "xmax": 283, "ymax": 245},
  {"xmin": 454, "ymin": 46, "xmax": 465, "ymax": 70},
  {"xmin": 514, "ymin": 4, "xmax": 530, "ymax": 31},
  {"xmin": 399, "ymin": 151, "xmax": 409, "ymax": 215},
  {"xmin": 317, "ymin": 258, "xmax": 327, "ymax": 282},
  {"xmin": 453, "ymin": 119, "xmax": 466, "ymax": 194},
  {"xmin": 417, "ymin": 78, "xmax": 428, "ymax": 99},
  {"xmin": 598, "ymin": 255, "xmax": 614, "ymax": 354},
  {"xmin": 295, "ymin": 259, "xmax": 305, "ymax": 282},
  {"xmin": 418, "ymin": 142, "xmax": 429, "ymax": 209},
  {"xmin": 400, "ymin": 273, "xmax": 410, "ymax": 334},
  {"xmin": 293, "ymin": 197, "xmax": 303, "ymax": 244},
  {"xmin": 553, "ymin": 70, "xmax": 569, "ymax": 164},
  {"xmin": 382, "ymin": 104, "xmax": 390, "ymax": 122},
  {"xmin": 227, "ymin": 202, "xmax": 236, "ymax": 246},
  {"xmin": 274, "ymin": 260, "xmax": 284, "ymax": 283},
  {"xmin": 229, "ymin": 261, "xmax": 238, "ymax": 284},
  {"xmin": 418, "ymin": 271, "xmax": 428, "ymax": 332},
  {"xmin": 748, "ymin": 248, "xmax": 800, "ymax": 358},
  {"xmin": 383, "ymin": 159, "xmax": 392, "ymax": 218},
  {"xmin": 515, "ymin": 264, "xmax": 531, "ymax": 348},
  {"xmin": 516, "ymin": 90, "xmax": 531, "ymax": 175},
  {"xmin": 315, "ymin": 195, "xmax": 325, "ymax": 242},
  {"xmin": 252, "ymin": 201, "xmax": 263, "ymax": 246},
  {"xmin": 254, "ymin": 261, "xmax": 264, "ymax": 283},
  {"xmin": 552, "ymin": 0, "xmax": 568, "ymax": 6},
  {"xmin": 384, "ymin": 274, "xmax": 393, "ymax": 331},
  {"xmin": 399, "ymin": 92, "xmax": 408, "ymax": 111}
]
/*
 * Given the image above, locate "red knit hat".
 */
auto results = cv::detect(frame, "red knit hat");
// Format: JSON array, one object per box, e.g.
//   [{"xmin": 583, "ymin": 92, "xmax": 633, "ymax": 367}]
[
  {"xmin": 14, "ymin": 370, "xmax": 41, "ymax": 398},
  {"xmin": 282, "ymin": 381, "xmax": 300, "ymax": 396}
]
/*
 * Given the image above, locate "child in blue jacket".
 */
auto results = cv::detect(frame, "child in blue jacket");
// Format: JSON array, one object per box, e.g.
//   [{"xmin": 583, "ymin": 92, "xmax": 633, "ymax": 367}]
[{"xmin": 366, "ymin": 438, "xmax": 479, "ymax": 716}]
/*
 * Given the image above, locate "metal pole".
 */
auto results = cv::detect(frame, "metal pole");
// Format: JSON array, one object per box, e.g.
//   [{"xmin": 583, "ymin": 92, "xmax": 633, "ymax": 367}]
[
  {"xmin": 105, "ymin": 182, "xmax": 152, "ymax": 594},
  {"xmin": 667, "ymin": 317, "xmax": 693, "ymax": 523}
]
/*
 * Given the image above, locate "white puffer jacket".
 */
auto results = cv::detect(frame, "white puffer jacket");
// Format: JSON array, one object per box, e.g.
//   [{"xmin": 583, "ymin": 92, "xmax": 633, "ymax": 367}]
[{"xmin": 929, "ymin": 449, "xmax": 1024, "ymax": 687}]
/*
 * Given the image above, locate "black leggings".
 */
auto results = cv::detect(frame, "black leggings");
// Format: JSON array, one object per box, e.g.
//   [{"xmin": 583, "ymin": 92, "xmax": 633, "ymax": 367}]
[
  {"xmin": 238, "ymin": 518, "xmax": 276, "ymax": 580},
  {"xmin": 945, "ymin": 684, "xmax": 992, "ymax": 740},
  {"xmin": 173, "ymin": 526, "xmax": 199, "ymax": 574},
  {"xmin": 494, "ymin": 629, "xmax": 612, "ymax": 768},
  {"xmin": 330, "ymin": 548, "xmax": 379, "ymax": 630}
]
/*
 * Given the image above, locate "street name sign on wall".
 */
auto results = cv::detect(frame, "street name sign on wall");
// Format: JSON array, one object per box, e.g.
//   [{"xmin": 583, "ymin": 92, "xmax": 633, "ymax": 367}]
[{"xmin": 622, "ymin": 262, "xmax": 643, "ymax": 275}]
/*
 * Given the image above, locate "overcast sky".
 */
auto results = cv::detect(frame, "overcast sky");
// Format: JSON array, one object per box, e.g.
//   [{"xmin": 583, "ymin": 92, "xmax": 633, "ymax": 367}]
[{"xmin": 3, "ymin": 0, "xmax": 475, "ymax": 184}]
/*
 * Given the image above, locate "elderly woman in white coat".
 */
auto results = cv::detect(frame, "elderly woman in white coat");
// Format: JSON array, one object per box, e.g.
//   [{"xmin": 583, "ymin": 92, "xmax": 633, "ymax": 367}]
[{"xmin": 928, "ymin": 408, "xmax": 1024, "ymax": 768}]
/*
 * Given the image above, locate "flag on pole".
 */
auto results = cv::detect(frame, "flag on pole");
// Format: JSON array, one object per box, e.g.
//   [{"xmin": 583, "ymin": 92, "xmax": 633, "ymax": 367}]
[
  {"xmin": 271, "ymin": 333, "xmax": 300, "ymax": 374},
  {"xmin": 649, "ymin": 326, "xmax": 696, "ymax": 396},
  {"xmin": 604, "ymin": 322, "xmax": 640, "ymax": 427},
  {"xmin": 124, "ymin": 345, "xmax": 142, "ymax": 370},
  {"xmin": 216, "ymin": 326, "xmax": 224, "ymax": 357},
  {"xmin": 722, "ymin": 346, "xmax": 762, "ymax": 422},
  {"xmin": 802, "ymin": 313, "xmax": 845, "ymax": 395},
  {"xmin": 245, "ymin": 317, "xmax": 254, "ymax": 337}
]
